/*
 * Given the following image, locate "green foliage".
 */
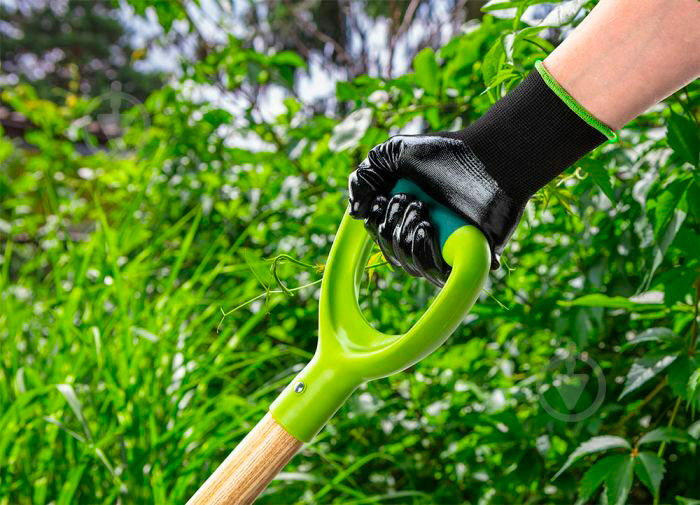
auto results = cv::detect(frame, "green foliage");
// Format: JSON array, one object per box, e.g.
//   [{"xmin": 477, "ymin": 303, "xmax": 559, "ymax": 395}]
[
  {"xmin": 554, "ymin": 425, "xmax": 696, "ymax": 505},
  {"xmin": 1, "ymin": 1, "xmax": 700, "ymax": 504},
  {"xmin": 413, "ymin": 48, "xmax": 440, "ymax": 97}
]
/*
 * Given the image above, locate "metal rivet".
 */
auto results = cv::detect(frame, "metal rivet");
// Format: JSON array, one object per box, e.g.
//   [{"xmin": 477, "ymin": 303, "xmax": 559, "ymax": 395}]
[{"xmin": 294, "ymin": 382, "xmax": 305, "ymax": 394}]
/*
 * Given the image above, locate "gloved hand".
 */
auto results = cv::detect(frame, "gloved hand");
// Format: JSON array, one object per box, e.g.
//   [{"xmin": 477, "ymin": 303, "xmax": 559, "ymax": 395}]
[{"xmin": 348, "ymin": 62, "xmax": 613, "ymax": 286}]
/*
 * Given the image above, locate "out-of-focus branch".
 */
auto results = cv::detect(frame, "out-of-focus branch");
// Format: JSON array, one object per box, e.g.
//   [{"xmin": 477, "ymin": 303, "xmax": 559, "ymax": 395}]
[
  {"xmin": 393, "ymin": 0, "xmax": 421, "ymax": 43},
  {"xmin": 341, "ymin": 0, "xmax": 367, "ymax": 78},
  {"xmin": 452, "ymin": 0, "xmax": 469, "ymax": 34},
  {"xmin": 290, "ymin": 4, "xmax": 354, "ymax": 70},
  {"xmin": 387, "ymin": 0, "xmax": 421, "ymax": 78}
]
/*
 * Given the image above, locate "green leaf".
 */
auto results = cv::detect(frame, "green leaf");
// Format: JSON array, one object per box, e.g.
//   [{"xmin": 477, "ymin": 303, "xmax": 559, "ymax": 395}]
[
  {"xmin": 660, "ymin": 266, "xmax": 698, "ymax": 307},
  {"xmin": 514, "ymin": 26, "xmax": 551, "ymax": 42},
  {"xmin": 336, "ymin": 81, "xmax": 359, "ymax": 101},
  {"xmin": 691, "ymin": 420, "xmax": 700, "ymax": 439},
  {"xmin": 653, "ymin": 178, "xmax": 691, "ymax": 240},
  {"xmin": 671, "ymin": 227, "xmax": 700, "ymax": 255},
  {"xmin": 57, "ymin": 463, "xmax": 88, "ymax": 505},
  {"xmin": 645, "ymin": 209, "xmax": 688, "ymax": 289},
  {"xmin": 202, "ymin": 109, "xmax": 233, "ymax": 127},
  {"xmin": 621, "ymin": 327, "xmax": 677, "ymax": 350},
  {"xmin": 152, "ymin": 2, "xmax": 185, "ymax": 32},
  {"xmin": 539, "ymin": 0, "xmax": 587, "ymax": 26},
  {"xmin": 668, "ymin": 356, "xmax": 698, "ymax": 400},
  {"xmin": 619, "ymin": 354, "xmax": 677, "ymax": 399},
  {"xmin": 271, "ymin": 50, "xmax": 306, "ymax": 68},
  {"xmin": 554, "ymin": 436, "xmax": 630, "ymax": 479},
  {"xmin": 242, "ymin": 249, "xmax": 271, "ymax": 290},
  {"xmin": 688, "ymin": 369, "xmax": 700, "ymax": 405},
  {"xmin": 366, "ymin": 250, "xmax": 385, "ymax": 285},
  {"xmin": 686, "ymin": 179, "xmax": 700, "ymax": 220},
  {"xmin": 56, "ymin": 383, "xmax": 92, "ymax": 442},
  {"xmin": 560, "ymin": 293, "xmax": 664, "ymax": 312},
  {"xmin": 676, "ymin": 498, "xmax": 700, "ymax": 505},
  {"xmin": 480, "ymin": 69, "xmax": 522, "ymax": 96},
  {"xmin": 328, "ymin": 108, "xmax": 373, "ymax": 152},
  {"xmin": 482, "ymin": 37, "xmax": 505, "ymax": 85},
  {"xmin": 584, "ymin": 160, "xmax": 617, "ymax": 203},
  {"xmin": 577, "ymin": 454, "xmax": 624, "ymax": 504},
  {"xmin": 667, "ymin": 111, "xmax": 700, "ymax": 167},
  {"xmin": 425, "ymin": 107, "xmax": 441, "ymax": 129},
  {"xmin": 131, "ymin": 326, "xmax": 159, "ymax": 343},
  {"xmin": 605, "ymin": 456, "xmax": 634, "ymax": 505},
  {"xmin": 481, "ymin": 0, "xmax": 519, "ymax": 14},
  {"xmin": 414, "ymin": 48, "xmax": 440, "ymax": 96},
  {"xmin": 635, "ymin": 451, "xmax": 665, "ymax": 496},
  {"xmin": 283, "ymin": 97, "xmax": 301, "ymax": 118},
  {"xmin": 638, "ymin": 427, "xmax": 696, "ymax": 446}
]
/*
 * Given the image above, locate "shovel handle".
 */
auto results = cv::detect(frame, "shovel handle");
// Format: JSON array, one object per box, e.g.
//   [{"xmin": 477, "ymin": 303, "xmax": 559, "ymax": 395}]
[{"xmin": 186, "ymin": 413, "xmax": 303, "ymax": 505}]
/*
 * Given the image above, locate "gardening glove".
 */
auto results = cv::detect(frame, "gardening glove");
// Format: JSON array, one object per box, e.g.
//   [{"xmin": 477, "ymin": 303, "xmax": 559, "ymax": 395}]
[{"xmin": 348, "ymin": 61, "xmax": 615, "ymax": 287}]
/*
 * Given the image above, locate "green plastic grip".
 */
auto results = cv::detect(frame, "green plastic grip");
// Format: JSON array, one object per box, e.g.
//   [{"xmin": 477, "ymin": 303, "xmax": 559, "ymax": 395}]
[{"xmin": 269, "ymin": 180, "xmax": 490, "ymax": 443}]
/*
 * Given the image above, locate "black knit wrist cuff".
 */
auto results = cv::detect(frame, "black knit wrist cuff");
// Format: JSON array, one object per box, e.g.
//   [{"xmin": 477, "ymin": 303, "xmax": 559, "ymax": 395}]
[{"xmin": 442, "ymin": 69, "xmax": 608, "ymax": 201}]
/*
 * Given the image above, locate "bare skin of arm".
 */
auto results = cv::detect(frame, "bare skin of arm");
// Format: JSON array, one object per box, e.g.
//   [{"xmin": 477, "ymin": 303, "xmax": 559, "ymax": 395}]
[{"xmin": 544, "ymin": 0, "xmax": 700, "ymax": 130}]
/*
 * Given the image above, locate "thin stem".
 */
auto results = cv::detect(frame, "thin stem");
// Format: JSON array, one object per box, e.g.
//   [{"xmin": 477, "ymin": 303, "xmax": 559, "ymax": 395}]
[
  {"xmin": 270, "ymin": 254, "xmax": 320, "ymax": 295},
  {"xmin": 218, "ymin": 258, "xmax": 392, "ymax": 331},
  {"xmin": 653, "ymin": 276, "xmax": 700, "ymax": 503},
  {"xmin": 217, "ymin": 279, "xmax": 323, "ymax": 332},
  {"xmin": 657, "ymin": 397, "xmax": 682, "ymax": 460},
  {"xmin": 653, "ymin": 396, "xmax": 682, "ymax": 505},
  {"xmin": 688, "ymin": 276, "xmax": 700, "ymax": 355},
  {"xmin": 482, "ymin": 288, "xmax": 509, "ymax": 310},
  {"xmin": 615, "ymin": 377, "xmax": 668, "ymax": 432},
  {"xmin": 521, "ymin": 37, "xmax": 551, "ymax": 55},
  {"xmin": 365, "ymin": 260, "xmax": 390, "ymax": 270},
  {"xmin": 678, "ymin": 86, "xmax": 698, "ymax": 129}
]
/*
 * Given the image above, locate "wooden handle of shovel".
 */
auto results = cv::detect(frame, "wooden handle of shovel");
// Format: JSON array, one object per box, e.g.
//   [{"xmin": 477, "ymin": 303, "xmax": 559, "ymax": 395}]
[{"xmin": 186, "ymin": 413, "xmax": 303, "ymax": 505}]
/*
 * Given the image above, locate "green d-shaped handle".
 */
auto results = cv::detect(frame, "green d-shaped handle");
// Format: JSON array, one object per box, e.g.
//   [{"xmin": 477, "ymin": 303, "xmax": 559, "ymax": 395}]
[{"xmin": 269, "ymin": 179, "xmax": 490, "ymax": 442}]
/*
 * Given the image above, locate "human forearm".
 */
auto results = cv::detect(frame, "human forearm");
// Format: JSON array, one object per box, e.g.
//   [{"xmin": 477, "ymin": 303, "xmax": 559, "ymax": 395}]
[{"xmin": 544, "ymin": 0, "xmax": 700, "ymax": 130}]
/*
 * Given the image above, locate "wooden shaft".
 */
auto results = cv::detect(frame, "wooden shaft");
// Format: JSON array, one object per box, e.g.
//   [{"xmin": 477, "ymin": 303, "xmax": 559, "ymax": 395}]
[{"xmin": 186, "ymin": 413, "xmax": 303, "ymax": 505}]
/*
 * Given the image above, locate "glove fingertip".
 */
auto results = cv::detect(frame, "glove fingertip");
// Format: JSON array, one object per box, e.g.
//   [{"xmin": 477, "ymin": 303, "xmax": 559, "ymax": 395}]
[
  {"xmin": 363, "ymin": 195, "xmax": 387, "ymax": 235},
  {"xmin": 413, "ymin": 221, "xmax": 449, "ymax": 287},
  {"xmin": 348, "ymin": 170, "xmax": 375, "ymax": 218}
]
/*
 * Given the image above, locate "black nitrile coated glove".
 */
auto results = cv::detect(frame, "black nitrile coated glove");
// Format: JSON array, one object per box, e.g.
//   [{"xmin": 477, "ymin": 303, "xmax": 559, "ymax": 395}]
[{"xmin": 349, "ymin": 69, "xmax": 608, "ymax": 286}]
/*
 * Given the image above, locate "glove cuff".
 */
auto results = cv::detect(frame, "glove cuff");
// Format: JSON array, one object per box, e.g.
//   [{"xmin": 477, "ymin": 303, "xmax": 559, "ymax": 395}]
[
  {"xmin": 441, "ymin": 65, "xmax": 611, "ymax": 201},
  {"xmin": 534, "ymin": 60, "xmax": 617, "ymax": 143}
]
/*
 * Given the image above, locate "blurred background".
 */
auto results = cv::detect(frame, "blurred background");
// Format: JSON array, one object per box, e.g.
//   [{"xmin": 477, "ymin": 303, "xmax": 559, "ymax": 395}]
[{"xmin": 1, "ymin": 1, "xmax": 699, "ymax": 504}]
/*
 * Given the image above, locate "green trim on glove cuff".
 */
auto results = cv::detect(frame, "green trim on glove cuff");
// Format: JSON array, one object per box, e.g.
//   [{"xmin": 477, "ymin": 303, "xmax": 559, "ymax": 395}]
[{"xmin": 535, "ymin": 60, "xmax": 618, "ymax": 143}]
